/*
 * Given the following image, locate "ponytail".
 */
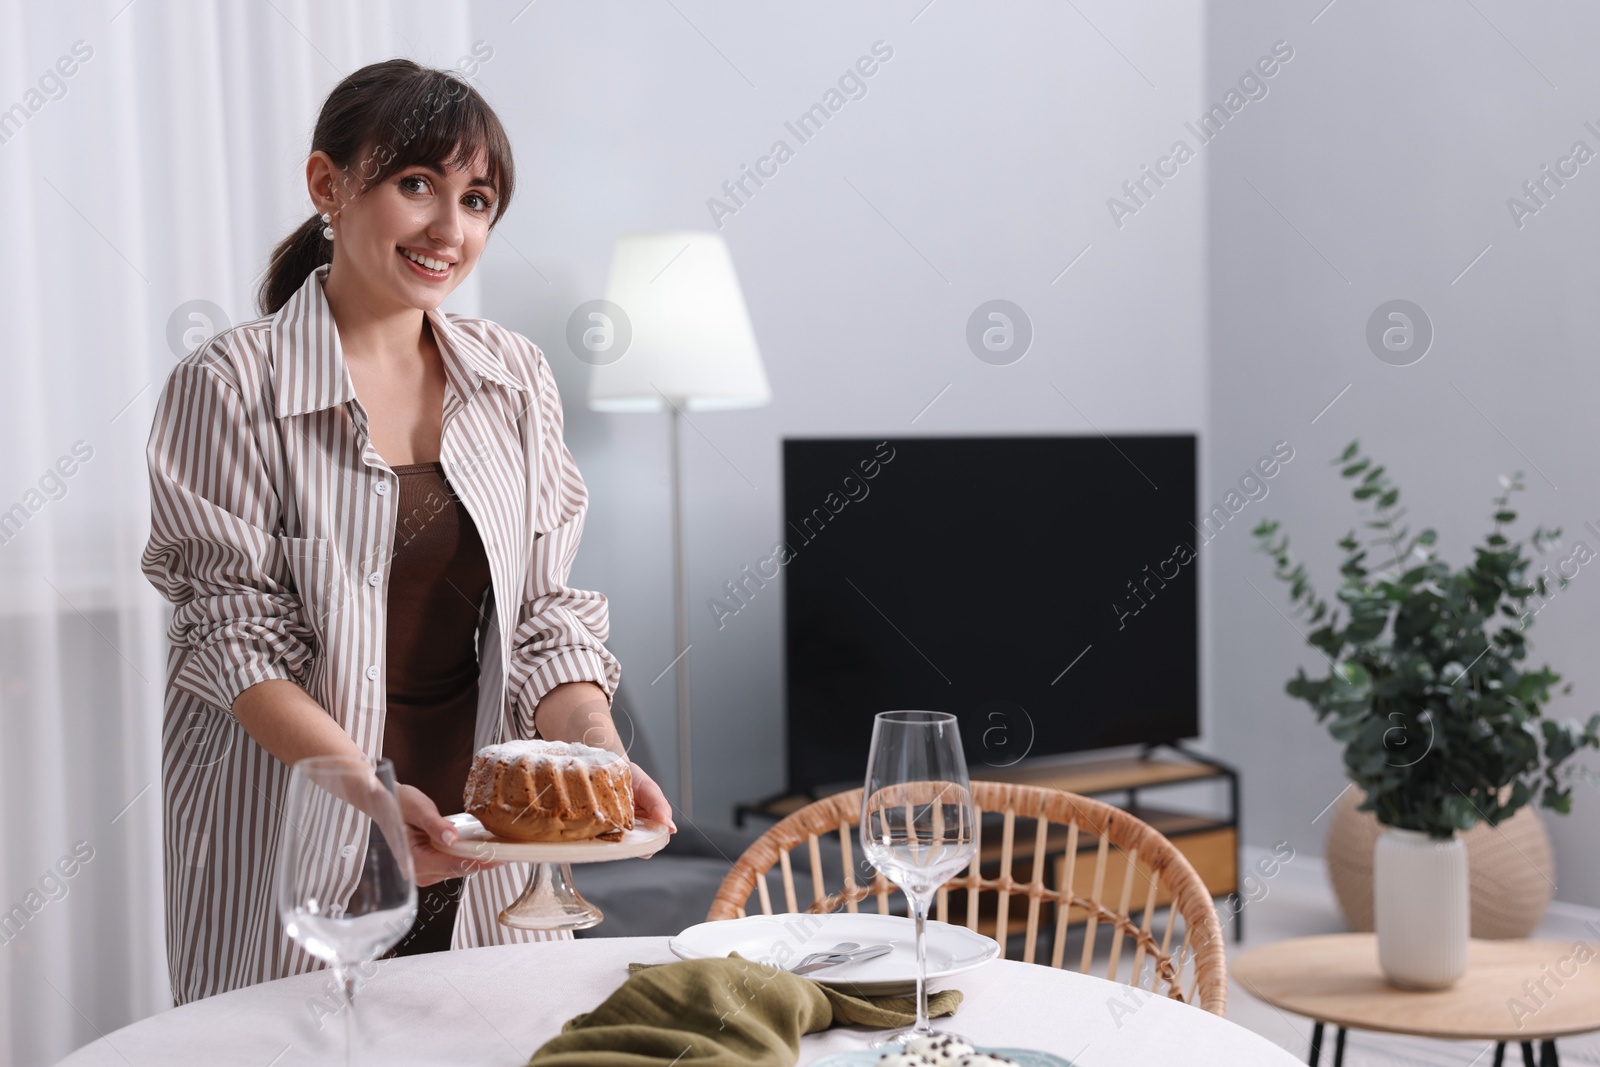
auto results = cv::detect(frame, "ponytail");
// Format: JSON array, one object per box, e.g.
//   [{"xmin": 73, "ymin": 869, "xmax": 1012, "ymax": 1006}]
[{"xmin": 258, "ymin": 213, "xmax": 333, "ymax": 317}]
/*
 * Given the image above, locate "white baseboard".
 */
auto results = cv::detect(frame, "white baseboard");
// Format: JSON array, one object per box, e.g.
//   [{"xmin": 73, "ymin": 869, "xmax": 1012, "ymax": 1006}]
[
  {"xmin": 1238, "ymin": 843, "xmax": 1600, "ymax": 936},
  {"xmin": 1239, "ymin": 842, "xmax": 1328, "ymax": 893}
]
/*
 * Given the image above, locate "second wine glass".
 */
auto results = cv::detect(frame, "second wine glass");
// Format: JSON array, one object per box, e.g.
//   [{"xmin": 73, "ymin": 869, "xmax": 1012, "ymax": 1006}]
[
  {"xmin": 276, "ymin": 755, "xmax": 417, "ymax": 1066},
  {"xmin": 859, "ymin": 710, "xmax": 978, "ymax": 1047}
]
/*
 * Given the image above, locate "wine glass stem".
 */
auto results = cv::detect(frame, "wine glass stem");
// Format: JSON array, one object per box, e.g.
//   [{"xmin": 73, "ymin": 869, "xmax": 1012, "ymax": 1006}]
[
  {"xmin": 336, "ymin": 963, "xmax": 358, "ymax": 1067},
  {"xmin": 911, "ymin": 891, "xmax": 932, "ymax": 1036}
]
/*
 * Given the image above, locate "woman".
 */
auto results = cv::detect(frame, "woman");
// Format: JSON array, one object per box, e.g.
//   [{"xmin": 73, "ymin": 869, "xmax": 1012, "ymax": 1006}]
[{"xmin": 140, "ymin": 58, "xmax": 674, "ymax": 1004}]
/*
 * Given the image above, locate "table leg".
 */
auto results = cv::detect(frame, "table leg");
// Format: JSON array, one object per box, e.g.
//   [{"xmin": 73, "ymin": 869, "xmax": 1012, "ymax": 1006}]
[
  {"xmin": 1332, "ymin": 1026, "xmax": 1346, "ymax": 1067},
  {"xmin": 1493, "ymin": 1043, "xmax": 1505, "ymax": 1067},
  {"xmin": 1541, "ymin": 1039, "xmax": 1558, "ymax": 1066},
  {"xmin": 1308, "ymin": 1021, "xmax": 1323, "ymax": 1066},
  {"xmin": 1522, "ymin": 1042, "xmax": 1537, "ymax": 1067}
]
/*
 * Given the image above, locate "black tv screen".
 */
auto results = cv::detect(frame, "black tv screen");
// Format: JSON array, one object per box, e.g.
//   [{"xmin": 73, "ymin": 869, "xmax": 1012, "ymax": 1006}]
[{"xmin": 783, "ymin": 435, "xmax": 1199, "ymax": 795}]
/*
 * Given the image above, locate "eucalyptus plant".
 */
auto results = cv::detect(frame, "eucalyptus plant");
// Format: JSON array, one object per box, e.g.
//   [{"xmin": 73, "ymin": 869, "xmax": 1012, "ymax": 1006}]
[{"xmin": 1252, "ymin": 440, "xmax": 1600, "ymax": 839}]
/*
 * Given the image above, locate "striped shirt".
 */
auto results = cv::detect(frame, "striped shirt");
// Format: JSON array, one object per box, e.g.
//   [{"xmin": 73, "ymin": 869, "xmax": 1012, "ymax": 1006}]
[{"xmin": 140, "ymin": 262, "xmax": 621, "ymax": 1004}]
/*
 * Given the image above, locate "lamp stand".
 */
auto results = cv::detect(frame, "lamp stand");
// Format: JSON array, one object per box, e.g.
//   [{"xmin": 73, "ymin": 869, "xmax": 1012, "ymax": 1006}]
[{"xmin": 667, "ymin": 404, "xmax": 694, "ymax": 819}]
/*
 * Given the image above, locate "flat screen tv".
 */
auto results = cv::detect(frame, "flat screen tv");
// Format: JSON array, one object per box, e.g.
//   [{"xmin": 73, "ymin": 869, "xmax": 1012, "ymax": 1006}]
[{"xmin": 783, "ymin": 434, "xmax": 1199, "ymax": 795}]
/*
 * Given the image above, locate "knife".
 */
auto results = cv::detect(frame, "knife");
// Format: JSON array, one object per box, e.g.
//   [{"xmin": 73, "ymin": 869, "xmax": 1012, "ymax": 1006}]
[{"xmin": 788, "ymin": 942, "xmax": 894, "ymax": 975}]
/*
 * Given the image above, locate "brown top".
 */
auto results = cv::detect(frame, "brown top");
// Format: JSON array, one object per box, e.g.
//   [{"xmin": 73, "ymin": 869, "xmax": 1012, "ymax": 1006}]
[{"xmin": 382, "ymin": 461, "xmax": 493, "ymax": 817}]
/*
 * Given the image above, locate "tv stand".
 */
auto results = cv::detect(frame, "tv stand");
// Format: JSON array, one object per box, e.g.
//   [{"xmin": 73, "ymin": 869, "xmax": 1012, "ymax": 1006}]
[{"xmin": 735, "ymin": 743, "xmax": 1242, "ymax": 940}]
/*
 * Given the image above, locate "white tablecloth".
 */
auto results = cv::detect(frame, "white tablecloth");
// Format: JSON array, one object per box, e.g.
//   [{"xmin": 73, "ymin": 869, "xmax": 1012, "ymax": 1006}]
[{"xmin": 53, "ymin": 937, "xmax": 1300, "ymax": 1066}]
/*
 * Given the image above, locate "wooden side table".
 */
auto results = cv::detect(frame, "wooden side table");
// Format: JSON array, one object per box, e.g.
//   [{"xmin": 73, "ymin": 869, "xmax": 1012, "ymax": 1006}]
[{"xmin": 1234, "ymin": 933, "xmax": 1600, "ymax": 1066}]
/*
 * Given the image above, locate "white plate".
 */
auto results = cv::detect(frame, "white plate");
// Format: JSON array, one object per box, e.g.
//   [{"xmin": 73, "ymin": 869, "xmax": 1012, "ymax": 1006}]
[
  {"xmin": 669, "ymin": 913, "xmax": 999, "ymax": 996},
  {"xmin": 438, "ymin": 813, "xmax": 668, "ymax": 863},
  {"xmin": 808, "ymin": 1049, "xmax": 1072, "ymax": 1067}
]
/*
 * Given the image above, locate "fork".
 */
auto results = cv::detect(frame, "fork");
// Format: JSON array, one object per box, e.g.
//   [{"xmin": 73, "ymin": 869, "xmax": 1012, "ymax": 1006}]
[{"xmin": 793, "ymin": 941, "xmax": 859, "ymax": 970}]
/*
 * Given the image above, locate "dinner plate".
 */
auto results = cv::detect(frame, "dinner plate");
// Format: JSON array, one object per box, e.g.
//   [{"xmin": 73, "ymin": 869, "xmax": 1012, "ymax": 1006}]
[
  {"xmin": 806, "ymin": 1048, "xmax": 1072, "ymax": 1066},
  {"xmin": 438, "ymin": 813, "xmax": 668, "ymax": 863},
  {"xmin": 669, "ymin": 912, "xmax": 999, "ymax": 996}
]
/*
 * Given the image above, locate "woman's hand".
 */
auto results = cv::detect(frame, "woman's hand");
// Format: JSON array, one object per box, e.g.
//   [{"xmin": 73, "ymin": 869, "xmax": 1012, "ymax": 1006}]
[
  {"xmin": 629, "ymin": 761, "xmax": 676, "ymax": 858},
  {"xmin": 396, "ymin": 783, "xmax": 505, "ymax": 887},
  {"xmin": 531, "ymin": 682, "xmax": 678, "ymax": 852},
  {"xmin": 628, "ymin": 761, "xmax": 676, "ymax": 830}
]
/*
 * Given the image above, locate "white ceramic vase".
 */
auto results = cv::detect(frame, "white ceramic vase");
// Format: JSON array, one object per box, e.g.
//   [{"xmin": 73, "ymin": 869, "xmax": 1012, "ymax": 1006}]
[{"xmin": 1373, "ymin": 827, "xmax": 1469, "ymax": 989}]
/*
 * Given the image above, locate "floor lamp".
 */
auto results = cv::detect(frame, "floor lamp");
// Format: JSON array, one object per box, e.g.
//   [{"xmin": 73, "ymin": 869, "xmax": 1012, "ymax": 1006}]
[{"xmin": 586, "ymin": 232, "xmax": 770, "ymax": 819}]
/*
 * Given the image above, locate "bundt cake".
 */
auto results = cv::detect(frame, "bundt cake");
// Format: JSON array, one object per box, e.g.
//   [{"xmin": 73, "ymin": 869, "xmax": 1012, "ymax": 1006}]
[{"xmin": 463, "ymin": 740, "xmax": 635, "ymax": 842}]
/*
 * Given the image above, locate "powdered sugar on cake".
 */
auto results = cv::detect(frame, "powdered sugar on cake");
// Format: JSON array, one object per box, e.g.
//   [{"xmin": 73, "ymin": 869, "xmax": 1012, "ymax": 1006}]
[{"xmin": 475, "ymin": 739, "xmax": 624, "ymax": 767}]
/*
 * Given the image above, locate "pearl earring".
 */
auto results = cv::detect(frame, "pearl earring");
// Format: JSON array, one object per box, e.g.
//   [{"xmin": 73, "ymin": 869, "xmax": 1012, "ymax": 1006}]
[{"xmin": 321, "ymin": 212, "xmax": 334, "ymax": 240}]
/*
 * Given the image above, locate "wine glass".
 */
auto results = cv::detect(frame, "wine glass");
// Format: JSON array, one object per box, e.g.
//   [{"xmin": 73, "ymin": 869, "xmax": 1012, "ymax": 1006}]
[
  {"xmin": 859, "ymin": 710, "xmax": 978, "ymax": 1047},
  {"xmin": 276, "ymin": 755, "xmax": 417, "ymax": 1065}
]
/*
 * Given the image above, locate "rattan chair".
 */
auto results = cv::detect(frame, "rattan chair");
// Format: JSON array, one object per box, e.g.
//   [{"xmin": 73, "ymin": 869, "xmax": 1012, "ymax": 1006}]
[{"xmin": 707, "ymin": 781, "xmax": 1227, "ymax": 1015}]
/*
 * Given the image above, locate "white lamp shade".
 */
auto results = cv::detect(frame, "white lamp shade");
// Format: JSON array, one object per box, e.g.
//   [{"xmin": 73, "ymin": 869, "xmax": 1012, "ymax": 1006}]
[{"xmin": 586, "ymin": 231, "xmax": 771, "ymax": 413}]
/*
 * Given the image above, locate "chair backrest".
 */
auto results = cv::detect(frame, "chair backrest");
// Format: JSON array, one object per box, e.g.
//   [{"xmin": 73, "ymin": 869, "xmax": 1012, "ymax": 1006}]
[{"xmin": 708, "ymin": 781, "xmax": 1226, "ymax": 1016}]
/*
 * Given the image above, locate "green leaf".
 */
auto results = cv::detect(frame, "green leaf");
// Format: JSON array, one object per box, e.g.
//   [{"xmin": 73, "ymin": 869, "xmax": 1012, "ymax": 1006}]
[
  {"xmin": 1342, "ymin": 460, "xmax": 1371, "ymax": 478},
  {"xmin": 1337, "ymin": 661, "xmax": 1371, "ymax": 687},
  {"xmin": 1341, "ymin": 441, "xmax": 1360, "ymax": 462},
  {"xmin": 1308, "ymin": 625, "xmax": 1344, "ymax": 658},
  {"xmin": 1542, "ymin": 784, "xmax": 1574, "ymax": 814}
]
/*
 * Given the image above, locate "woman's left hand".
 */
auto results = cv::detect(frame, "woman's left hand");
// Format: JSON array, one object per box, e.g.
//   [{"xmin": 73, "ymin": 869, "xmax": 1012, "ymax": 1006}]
[
  {"xmin": 628, "ymin": 760, "xmax": 676, "ymax": 857},
  {"xmin": 530, "ymin": 682, "xmax": 677, "ymax": 850}
]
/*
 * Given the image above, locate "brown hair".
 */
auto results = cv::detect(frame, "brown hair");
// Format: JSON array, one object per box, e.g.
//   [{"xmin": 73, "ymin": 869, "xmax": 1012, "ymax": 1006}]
[{"xmin": 257, "ymin": 58, "xmax": 515, "ymax": 316}]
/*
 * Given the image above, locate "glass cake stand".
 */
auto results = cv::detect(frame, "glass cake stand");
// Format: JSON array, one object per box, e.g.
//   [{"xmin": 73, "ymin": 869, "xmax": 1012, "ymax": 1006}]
[{"xmin": 441, "ymin": 813, "xmax": 670, "ymax": 930}]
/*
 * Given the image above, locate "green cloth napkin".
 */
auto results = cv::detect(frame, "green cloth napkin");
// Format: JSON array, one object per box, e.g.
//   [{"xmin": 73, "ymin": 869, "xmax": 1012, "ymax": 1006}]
[{"xmin": 525, "ymin": 952, "xmax": 963, "ymax": 1066}]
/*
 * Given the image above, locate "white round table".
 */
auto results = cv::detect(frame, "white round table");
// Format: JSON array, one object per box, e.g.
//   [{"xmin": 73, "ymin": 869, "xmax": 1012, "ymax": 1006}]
[{"xmin": 53, "ymin": 937, "xmax": 1300, "ymax": 1065}]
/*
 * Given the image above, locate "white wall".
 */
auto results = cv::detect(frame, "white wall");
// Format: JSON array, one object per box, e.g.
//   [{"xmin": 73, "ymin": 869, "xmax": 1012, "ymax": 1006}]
[
  {"xmin": 1206, "ymin": 0, "xmax": 1600, "ymax": 905},
  {"xmin": 466, "ymin": 0, "xmax": 1207, "ymax": 826}
]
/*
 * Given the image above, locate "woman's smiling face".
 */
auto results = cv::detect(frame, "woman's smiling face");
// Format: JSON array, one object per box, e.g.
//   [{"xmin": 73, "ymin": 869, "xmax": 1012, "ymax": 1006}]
[{"xmin": 311, "ymin": 144, "xmax": 498, "ymax": 311}]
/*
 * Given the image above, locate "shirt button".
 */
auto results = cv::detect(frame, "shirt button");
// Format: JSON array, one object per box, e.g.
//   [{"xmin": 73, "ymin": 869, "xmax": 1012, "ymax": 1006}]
[
  {"xmin": 374, "ymin": 481, "xmax": 389, "ymax": 496},
  {"xmin": 366, "ymin": 571, "xmax": 381, "ymax": 587},
  {"xmin": 365, "ymin": 665, "xmax": 380, "ymax": 681}
]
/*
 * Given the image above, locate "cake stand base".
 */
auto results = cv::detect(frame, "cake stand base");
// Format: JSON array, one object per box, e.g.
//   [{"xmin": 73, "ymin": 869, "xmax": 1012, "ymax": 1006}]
[
  {"xmin": 440, "ymin": 814, "xmax": 669, "ymax": 933},
  {"xmin": 501, "ymin": 862, "xmax": 603, "ymax": 931}
]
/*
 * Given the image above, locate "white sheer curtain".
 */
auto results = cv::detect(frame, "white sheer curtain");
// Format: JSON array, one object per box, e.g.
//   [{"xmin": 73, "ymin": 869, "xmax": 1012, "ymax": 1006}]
[{"xmin": 0, "ymin": 4, "xmax": 480, "ymax": 1063}]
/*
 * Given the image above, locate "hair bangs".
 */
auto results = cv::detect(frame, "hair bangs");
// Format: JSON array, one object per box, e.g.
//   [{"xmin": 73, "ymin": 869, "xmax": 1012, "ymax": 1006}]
[{"xmin": 356, "ymin": 71, "xmax": 514, "ymax": 225}]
